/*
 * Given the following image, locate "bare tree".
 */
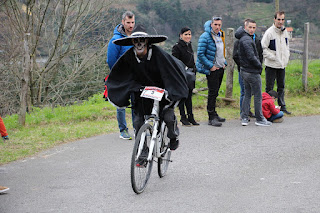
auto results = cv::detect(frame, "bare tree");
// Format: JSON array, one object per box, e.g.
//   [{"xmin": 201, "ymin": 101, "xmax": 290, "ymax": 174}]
[{"xmin": 0, "ymin": 0, "xmax": 117, "ymax": 124}]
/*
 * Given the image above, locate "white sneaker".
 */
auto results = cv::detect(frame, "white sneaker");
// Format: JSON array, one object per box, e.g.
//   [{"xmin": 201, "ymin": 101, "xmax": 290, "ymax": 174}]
[
  {"xmin": 255, "ymin": 120, "xmax": 272, "ymax": 126},
  {"xmin": 241, "ymin": 118, "xmax": 249, "ymax": 126},
  {"xmin": 0, "ymin": 186, "xmax": 9, "ymax": 193}
]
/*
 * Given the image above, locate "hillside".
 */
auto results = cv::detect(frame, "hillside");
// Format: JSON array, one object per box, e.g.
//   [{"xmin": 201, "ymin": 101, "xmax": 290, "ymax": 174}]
[{"xmin": 111, "ymin": 0, "xmax": 319, "ymax": 40}]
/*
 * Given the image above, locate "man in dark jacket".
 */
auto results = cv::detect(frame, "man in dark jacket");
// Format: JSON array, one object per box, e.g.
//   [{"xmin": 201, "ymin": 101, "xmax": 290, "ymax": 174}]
[
  {"xmin": 235, "ymin": 19, "xmax": 272, "ymax": 127},
  {"xmin": 233, "ymin": 19, "xmax": 263, "ymax": 117},
  {"xmin": 106, "ymin": 28, "xmax": 189, "ymax": 150}
]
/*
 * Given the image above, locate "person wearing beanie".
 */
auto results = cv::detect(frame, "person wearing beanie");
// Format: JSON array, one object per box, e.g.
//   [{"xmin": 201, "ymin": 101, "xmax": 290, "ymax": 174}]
[
  {"xmin": 262, "ymin": 90, "xmax": 284, "ymax": 122},
  {"xmin": 172, "ymin": 27, "xmax": 199, "ymax": 126}
]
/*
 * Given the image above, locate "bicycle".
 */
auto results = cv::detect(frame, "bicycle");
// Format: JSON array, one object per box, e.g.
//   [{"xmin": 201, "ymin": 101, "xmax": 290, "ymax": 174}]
[{"xmin": 130, "ymin": 86, "xmax": 172, "ymax": 194}]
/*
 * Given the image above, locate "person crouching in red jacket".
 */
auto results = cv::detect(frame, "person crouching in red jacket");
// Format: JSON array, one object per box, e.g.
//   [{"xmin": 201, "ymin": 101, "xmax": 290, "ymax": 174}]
[{"xmin": 262, "ymin": 90, "xmax": 284, "ymax": 123}]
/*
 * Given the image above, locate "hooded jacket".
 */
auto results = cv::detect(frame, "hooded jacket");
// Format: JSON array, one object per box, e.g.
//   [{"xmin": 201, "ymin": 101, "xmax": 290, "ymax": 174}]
[
  {"xmin": 235, "ymin": 26, "xmax": 262, "ymax": 74},
  {"xmin": 106, "ymin": 24, "xmax": 133, "ymax": 69},
  {"xmin": 233, "ymin": 33, "xmax": 263, "ymax": 71},
  {"xmin": 104, "ymin": 24, "xmax": 133, "ymax": 99},
  {"xmin": 262, "ymin": 92, "xmax": 280, "ymax": 119},
  {"xmin": 196, "ymin": 20, "xmax": 226, "ymax": 75},
  {"xmin": 261, "ymin": 24, "xmax": 290, "ymax": 69}
]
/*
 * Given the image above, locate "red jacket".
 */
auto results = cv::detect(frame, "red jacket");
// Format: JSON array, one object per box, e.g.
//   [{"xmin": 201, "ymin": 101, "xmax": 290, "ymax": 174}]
[
  {"xmin": 262, "ymin": 92, "xmax": 280, "ymax": 119},
  {"xmin": 103, "ymin": 75, "xmax": 109, "ymax": 99}
]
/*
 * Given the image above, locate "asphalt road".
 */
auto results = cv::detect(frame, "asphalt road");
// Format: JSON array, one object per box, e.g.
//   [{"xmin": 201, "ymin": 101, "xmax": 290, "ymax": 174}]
[{"xmin": 1, "ymin": 115, "xmax": 320, "ymax": 213}]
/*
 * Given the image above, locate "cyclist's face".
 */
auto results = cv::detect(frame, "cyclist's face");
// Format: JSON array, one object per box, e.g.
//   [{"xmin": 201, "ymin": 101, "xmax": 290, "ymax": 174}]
[{"xmin": 132, "ymin": 37, "xmax": 148, "ymax": 57}]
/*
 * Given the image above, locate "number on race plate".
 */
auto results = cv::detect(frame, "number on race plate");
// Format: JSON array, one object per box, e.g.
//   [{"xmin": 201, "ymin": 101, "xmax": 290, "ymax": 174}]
[{"xmin": 140, "ymin": 87, "xmax": 165, "ymax": 101}]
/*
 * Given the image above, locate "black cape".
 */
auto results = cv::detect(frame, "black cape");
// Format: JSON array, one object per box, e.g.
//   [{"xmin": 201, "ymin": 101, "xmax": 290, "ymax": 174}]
[{"xmin": 106, "ymin": 45, "xmax": 189, "ymax": 107}]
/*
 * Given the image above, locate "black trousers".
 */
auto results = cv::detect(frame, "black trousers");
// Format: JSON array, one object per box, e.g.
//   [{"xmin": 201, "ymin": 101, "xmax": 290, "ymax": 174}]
[
  {"xmin": 178, "ymin": 88, "xmax": 193, "ymax": 116},
  {"xmin": 133, "ymin": 93, "xmax": 178, "ymax": 139},
  {"xmin": 206, "ymin": 68, "xmax": 224, "ymax": 120},
  {"xmin": 265, "ymin": 66, "xmax": 286, "ymax": 109}
]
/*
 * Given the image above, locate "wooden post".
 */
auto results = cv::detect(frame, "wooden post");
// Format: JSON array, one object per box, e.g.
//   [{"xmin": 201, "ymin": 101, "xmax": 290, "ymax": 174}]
[
  {"xmin": 302, "ymin": 22, "xmax": 309, "ymax": 91},
  {"xmin": 224, "ymin": 28, "xmax": 235, "ymax": 104},
  {"xmin": 275, "ymin": 0, "xmax": 280, "ymax": 12}
]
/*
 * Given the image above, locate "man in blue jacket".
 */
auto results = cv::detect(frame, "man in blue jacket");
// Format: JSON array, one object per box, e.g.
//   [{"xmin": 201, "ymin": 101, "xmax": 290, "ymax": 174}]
[
  {"xmin": 106, "ymin": 11, "xmax": 135, "ymax": 140},
  {"xmin": 196, "ymin": 16, "xmax": 227, "ymax": 127}
]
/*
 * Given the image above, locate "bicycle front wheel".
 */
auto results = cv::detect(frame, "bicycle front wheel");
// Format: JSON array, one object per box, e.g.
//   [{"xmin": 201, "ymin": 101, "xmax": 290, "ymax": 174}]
[
  {"xmin": 158, "ymin": 122, "xmax": 171, "ymax": 178},
  {"xmin": 131, "ymin": 123, "xmax": 154, "ymax": 194}
]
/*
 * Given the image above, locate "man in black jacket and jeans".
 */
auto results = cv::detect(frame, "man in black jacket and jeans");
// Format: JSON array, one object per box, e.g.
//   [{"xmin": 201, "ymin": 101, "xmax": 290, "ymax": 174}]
[
  {"xmin": 233, "ymin": 19, "xmax": 263, "ymax": 118},
  {"xmin": 235, "ymin": 19, "xmax": 272, "ymax": 127}
]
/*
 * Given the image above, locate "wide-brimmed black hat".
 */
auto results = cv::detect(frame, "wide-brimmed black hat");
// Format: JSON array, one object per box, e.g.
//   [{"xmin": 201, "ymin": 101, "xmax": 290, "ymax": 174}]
[{"xmin": 113, "ymin": 25, "xmax": 167, "ymax": 46}]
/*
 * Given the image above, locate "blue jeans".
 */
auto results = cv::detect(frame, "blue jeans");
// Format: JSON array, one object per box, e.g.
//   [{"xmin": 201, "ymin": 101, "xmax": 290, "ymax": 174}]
[
  {"xmin": 117, "ymin": 108, "xmax": 127, "ymax": 132},
  {"xmin": 238, "ymin": 71, "xmax": 245, "ymax": 115},
  {"xmin": 240, "ymin": 71, "xmax": 264, "ymax": 122},
  {"xmin": 117, "ymin": 95, "xmax": 135, "ymax": 133},
  {"xmin": 268, "ymin": 111, "xmax": 284, "ymax": 122}
]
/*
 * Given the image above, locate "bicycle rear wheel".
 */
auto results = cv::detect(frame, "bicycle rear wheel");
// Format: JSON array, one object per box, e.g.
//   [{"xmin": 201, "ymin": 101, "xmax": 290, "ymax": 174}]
[
  {"xmin": 158, "ymin": 122, "xmax": 171, "ymax": 178},
  {"xmin": 131, "ymin": 123, "xmax": 154, "ymax": 194}
]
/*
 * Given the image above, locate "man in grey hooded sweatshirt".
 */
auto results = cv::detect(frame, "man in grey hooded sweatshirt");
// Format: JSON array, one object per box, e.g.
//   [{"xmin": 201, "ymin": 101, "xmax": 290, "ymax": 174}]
[{"xmin": 235, "ymin": 19, "xmax": 272, "ymax": 127}]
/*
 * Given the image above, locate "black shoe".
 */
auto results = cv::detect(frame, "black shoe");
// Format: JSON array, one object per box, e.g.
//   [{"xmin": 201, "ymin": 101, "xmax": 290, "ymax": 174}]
[
  {"xmin": 169, "ymin": 138, "xmax": 179, "ymax": 150},
  {"xmin": 180, "ymin": 115, "xmax": 191, "ymax": 126},
  {"xmin": 208, "ymin": 118, "xmax": 222, "ymax": 127},
  {"xmin": 136, "ymin": 147, "xmax": 149, "ymax": 168},
  {"xmin": 215, "ymin": 115, "xmax": 226, "ymax": 122},
  {"xmin": 281, "ymin": 109, "xmax": 292, "ymax": 115},
  {"xmin": 188, "ymin": 114, "xmax": 200, "ymax": 125},
  {"xmin": 249, "ymin": 111, "xmax": 255, "ymax": 118}
]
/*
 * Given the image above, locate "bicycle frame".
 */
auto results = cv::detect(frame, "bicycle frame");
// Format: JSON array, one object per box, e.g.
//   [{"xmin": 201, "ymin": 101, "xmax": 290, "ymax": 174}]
[{"xmin": 136, "ymin": 99, "xmax": 165, "ymax": 162}]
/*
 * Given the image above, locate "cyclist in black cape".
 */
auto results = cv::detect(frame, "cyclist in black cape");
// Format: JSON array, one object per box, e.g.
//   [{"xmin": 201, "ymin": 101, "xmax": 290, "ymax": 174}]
[{"xmin": 106, "ymin": 26, "xmax": 189, "ymax": 150}]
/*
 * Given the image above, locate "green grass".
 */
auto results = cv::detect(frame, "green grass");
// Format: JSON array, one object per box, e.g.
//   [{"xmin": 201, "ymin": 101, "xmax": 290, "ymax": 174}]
[
  {"xmin": 238, "ymin": 2, "xmax": 274, "ymax": 27},
  {"xmin": 1, "ymin": 60, "xmax": 320, "ymax": 165}
]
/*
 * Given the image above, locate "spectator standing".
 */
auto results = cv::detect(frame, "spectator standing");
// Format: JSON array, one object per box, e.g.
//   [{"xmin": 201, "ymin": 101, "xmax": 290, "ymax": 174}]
[
  {"xmin": 235, "ymin": 19, "xmax": 272, "ymax": 126},
  {"xmin": 196, "ymin": 16, "xmax": 227, "ymax": 127},
  {"xmin": 262, "ymin": 90, "xmax": 284, "ymax": 122},
  {"xmin": 233, "ymin": 19, "xmax": 263, "ymax": 117},
  {"xmin": 172, "ymin": 27, "xmax": 199, "ymax": 126},
  {"xmin": 261, "ymin": 11, "xmax": 291, "ymax": 114},
  {"xmin": 0, "ymin": 115, "xmax": 9, "ymax": 141},
  {"xmin": 105, "ymin": 11, "xmax": 135, "ymax": 140}
]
